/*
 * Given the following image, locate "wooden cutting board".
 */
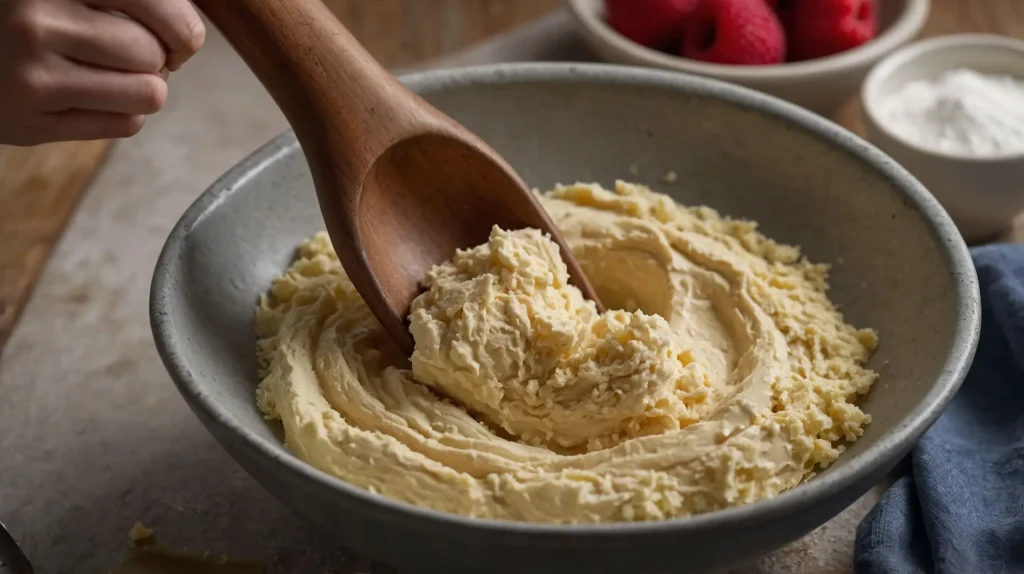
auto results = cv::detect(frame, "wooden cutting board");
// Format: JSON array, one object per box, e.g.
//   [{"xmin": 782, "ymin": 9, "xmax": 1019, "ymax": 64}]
[{"xmin": 0, "ymin": 140, "xmax": 112, "ymax": 355}]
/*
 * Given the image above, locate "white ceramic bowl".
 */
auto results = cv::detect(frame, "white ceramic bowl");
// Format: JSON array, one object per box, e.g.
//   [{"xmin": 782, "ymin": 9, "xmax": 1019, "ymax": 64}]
[
  {"xmin": 861, "ymin": 34, "xmax": 1024, "ymax": 243},
  {"xmin": 566, "ymin": 0, "xmax": 931, "ymax": 116}
]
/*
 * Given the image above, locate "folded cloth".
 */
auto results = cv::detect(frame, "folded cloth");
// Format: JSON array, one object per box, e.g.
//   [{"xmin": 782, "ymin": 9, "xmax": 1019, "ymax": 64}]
[{"xmin": 854, "ymin": 244, "xmax": 1024, "ymax": 574}]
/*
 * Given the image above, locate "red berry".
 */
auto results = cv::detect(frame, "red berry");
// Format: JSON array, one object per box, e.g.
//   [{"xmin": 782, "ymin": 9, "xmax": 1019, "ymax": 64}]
[
  {"xmin": 605, "ymin": 0, "xmax": 700, "ymax": 50},
  {"xmin": 767, "ymin": 0, "xmax": 796, "ymax": 30},
  {"xmin": 787, "ymin": 0, "xmax": 877, "ymax": 61},
  {"xmin": 681, "ymin": 0, "xmax": 786, "ymax": 65}
]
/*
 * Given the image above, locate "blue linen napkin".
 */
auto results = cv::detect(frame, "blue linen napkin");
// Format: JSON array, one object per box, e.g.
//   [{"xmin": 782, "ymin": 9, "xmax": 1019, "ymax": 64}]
[{"xmin": 854, "ymin": 243, "xmax": 1024, "ymax": 574}]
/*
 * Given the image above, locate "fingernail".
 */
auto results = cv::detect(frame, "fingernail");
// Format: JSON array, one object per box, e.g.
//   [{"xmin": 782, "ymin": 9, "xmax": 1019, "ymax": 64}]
[{"xmin": 158, "ymin": 67, "xmax": 170, "ymax": 80}]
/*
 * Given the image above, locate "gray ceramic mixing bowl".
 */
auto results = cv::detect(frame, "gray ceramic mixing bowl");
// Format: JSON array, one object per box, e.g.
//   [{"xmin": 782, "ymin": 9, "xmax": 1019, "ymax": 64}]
[{"xmin": 151, "ymin": 63, "xmax": 980, "ymax": 573}]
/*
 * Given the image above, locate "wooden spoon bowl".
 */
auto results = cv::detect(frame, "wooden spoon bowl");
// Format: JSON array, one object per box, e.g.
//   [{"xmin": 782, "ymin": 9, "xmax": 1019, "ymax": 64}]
[{"xmin": 193, "ymin": 0, "xmax": 602, "ymax": 354}]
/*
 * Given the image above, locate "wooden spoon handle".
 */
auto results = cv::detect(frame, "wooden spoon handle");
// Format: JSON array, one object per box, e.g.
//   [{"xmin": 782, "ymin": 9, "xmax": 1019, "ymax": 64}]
[{"xmin": 193, "ymin": 0, "xmax": 435, "ymax": 181}]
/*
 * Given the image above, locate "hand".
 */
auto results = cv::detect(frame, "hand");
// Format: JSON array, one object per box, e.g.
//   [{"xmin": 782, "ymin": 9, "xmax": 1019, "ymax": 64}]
[{"xmin": 0, "ymin": 0, "xmax": 206, "ymax": 146}]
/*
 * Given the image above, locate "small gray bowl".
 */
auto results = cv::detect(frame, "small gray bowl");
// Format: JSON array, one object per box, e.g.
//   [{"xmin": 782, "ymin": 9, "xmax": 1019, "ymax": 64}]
[{"xmin": 151, "ymin": 63, "xmax": 980, "ymax": 573}]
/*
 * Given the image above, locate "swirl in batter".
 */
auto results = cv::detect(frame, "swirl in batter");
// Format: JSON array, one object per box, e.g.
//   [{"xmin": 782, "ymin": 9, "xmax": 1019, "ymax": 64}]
[{"xmin": 255, "ymin": 181, "xmax": 878, "ymax": 524}]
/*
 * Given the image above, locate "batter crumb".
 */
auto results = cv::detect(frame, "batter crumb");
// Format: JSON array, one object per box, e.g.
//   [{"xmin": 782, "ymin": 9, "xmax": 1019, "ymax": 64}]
[{"xmin": 128, "ymin": 522, "xmax": 154, "ymax": 546}]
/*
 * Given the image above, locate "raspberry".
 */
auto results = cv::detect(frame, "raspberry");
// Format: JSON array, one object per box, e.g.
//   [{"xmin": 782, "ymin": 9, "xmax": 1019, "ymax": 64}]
[
  {"xmin": 681, "ymin": 0, "xmax": 786, "ymax": 65},
  {"xmin": 786, "ymin": 0, "xmax": 878, "ymax": 61},
  {"xmin": 605, "ymin": 0, "xmax": 700, "ymax": 50},
  {"xmin": 766, "ymin": 0, "xmax": 796, "ymax": 30}
]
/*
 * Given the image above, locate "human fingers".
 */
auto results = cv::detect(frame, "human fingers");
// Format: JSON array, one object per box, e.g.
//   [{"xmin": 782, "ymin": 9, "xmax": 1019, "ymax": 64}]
[
  {"xmin": 83, "ymin": 0, "xmax": 205, "ymax": 71},
  {"xmin": 26, "ymin": 110, "xmax": 144, "ymax": 145},
  {"xmin": 33, "ymin": 59, "xmax": 167, "ymax": 115},
  {"xmin": 53, "ymin": 2, "xmax": 166, "ymax": 73}
]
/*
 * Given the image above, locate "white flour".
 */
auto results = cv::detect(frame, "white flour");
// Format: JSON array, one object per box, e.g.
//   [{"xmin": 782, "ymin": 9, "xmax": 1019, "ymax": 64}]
[{"xmin": 879, "ymin": 68, "xmax": 1024, "ymax": 157}]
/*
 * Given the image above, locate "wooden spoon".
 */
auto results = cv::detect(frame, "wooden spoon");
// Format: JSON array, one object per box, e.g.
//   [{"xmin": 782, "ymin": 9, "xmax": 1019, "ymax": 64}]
[{"xmin": 192, "ymin": 0, "xmax": 603, "ymax": 355}]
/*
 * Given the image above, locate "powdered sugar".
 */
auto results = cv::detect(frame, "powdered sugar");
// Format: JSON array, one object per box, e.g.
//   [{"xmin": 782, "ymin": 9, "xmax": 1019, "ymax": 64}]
[{"xmin": 878, "ymin": 68, "xmax": 1024, "ymax": 158}]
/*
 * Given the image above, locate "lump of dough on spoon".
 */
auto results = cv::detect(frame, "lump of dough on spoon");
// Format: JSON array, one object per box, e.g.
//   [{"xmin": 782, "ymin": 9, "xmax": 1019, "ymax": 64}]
[{"xmin": 409, "ymin": 226, "xmax": 715, "ymax": 453}]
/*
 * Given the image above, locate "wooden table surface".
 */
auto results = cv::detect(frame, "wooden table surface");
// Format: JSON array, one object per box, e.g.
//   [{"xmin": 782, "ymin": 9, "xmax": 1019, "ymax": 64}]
[{"xmin": 0, "ymin": 0, "xmax": 1021, "ymax": 358}]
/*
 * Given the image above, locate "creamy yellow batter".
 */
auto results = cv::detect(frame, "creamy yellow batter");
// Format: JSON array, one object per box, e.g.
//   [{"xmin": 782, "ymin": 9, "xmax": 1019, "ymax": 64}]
[{"xmin": 255, "ymin": 181, "xmax": 878, "ymax": 524}]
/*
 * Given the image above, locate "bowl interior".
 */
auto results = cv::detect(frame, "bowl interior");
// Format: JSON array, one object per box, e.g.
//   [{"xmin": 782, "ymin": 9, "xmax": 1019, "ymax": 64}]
[{"xmin": 158, "ymin": 65, "xmax": 971, "ymax": 508}]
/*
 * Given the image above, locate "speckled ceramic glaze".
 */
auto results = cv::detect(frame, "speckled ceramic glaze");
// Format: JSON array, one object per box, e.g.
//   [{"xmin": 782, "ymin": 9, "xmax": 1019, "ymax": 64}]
[{"xmin": 150, "ymin": 63, "xmax": 980, "ymax": 574}]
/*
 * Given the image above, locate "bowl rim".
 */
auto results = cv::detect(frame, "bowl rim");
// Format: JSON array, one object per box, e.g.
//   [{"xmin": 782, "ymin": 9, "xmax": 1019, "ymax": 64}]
[
  {"xmin": 151, "ymin": 61, "xmax": 980, "ymax": 538},
  {"xmin": 564, "ymin": 0, "xmax": 932, "ymax": 79},
  {"xmin": 861, "ymin": 32, "xmax": 1024, "ymax": 163}
]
